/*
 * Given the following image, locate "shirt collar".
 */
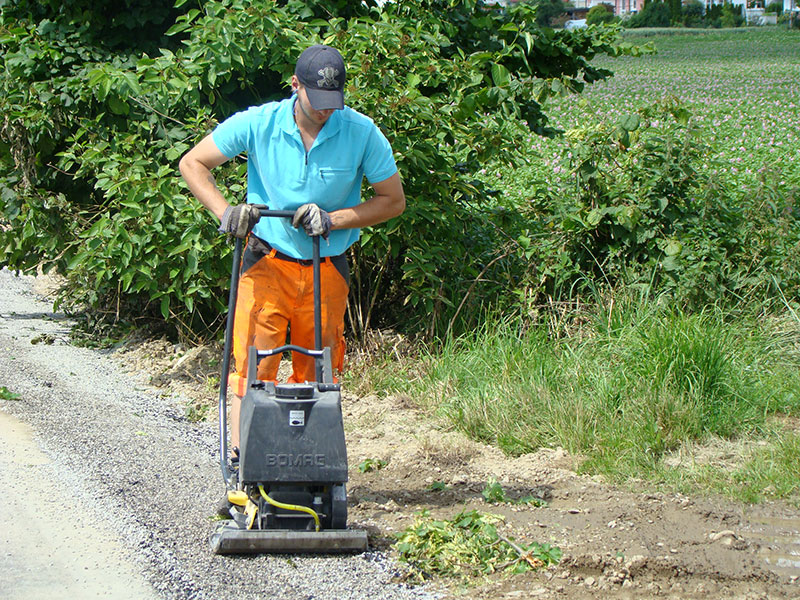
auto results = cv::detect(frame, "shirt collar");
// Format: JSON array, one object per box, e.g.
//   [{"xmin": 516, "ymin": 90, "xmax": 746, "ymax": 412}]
[{"xmin": 277, "ymin": 96, "xmax": 341, "ymax": 144}]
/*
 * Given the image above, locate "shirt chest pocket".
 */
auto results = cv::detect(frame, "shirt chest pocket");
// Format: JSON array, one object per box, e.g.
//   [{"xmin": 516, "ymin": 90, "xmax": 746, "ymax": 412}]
[{"xmin": 314, "ymin": 166, "xmax": 359, "ymax": 205}]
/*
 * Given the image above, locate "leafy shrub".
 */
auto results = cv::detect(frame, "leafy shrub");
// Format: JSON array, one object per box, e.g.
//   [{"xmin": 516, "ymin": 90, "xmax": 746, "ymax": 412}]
[
  {"xmin": 764, "ymin": 2, "xmax": 782, "ymax": 15},
  {"xmin": 514, "ymin": 97, "xmax": 799, "ymax": 309},
  {"xmin": 721, "ymin": 2, "xmax": 745, "ymax": 28},
  {"xmin": 627, "ymin": 1, "xmax": 672, "ymax": 27},
  {"xmin": 784, "ymin": 13, "xmax": 800, "ymax": 29},
  {"xmin": 704, "ymin": 3, "xmax": 724, "ymax": 27},
  {"xmin": 587, "ymin": 4, "xmax": 616, "ymax": 26},
  {"xmin": 696, "ymin": 1, "xmax": 744, "ymax": 28},
  {"xmin": 681, "ymin": 0, "xmax": 706, "ymax": 27}
]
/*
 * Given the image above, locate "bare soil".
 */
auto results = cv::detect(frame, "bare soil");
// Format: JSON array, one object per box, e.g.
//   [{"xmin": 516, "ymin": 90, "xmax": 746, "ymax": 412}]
[{"xmin": 117, "ymin": 337, "xmax": 800, "ymax": 600}]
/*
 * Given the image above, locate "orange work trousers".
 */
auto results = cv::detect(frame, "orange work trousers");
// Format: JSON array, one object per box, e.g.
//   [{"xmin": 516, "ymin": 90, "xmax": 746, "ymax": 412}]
[{"xmin": 229, "ymin": 239, "xmax": 349, "ymax": 397}]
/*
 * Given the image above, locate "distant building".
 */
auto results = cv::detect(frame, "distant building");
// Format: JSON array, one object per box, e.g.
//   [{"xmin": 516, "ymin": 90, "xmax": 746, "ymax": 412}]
[
  {"xmin": 487, "ymin": 0, "xmax": 796, "ymax": 17},
  {"xmin": 569, "ymin": 0, "xmax": 641, "ymax": 14}
]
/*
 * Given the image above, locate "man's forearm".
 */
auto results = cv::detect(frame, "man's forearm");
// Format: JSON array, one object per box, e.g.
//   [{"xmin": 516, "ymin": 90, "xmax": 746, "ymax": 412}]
[
  {"xmin": 330, "ymin": 196, "xmax": 403, "ymax": 230},
  {"xmin": 330, "ymin": 173, "xmax": 406, "ymax": 230},
  {"xmin": 179, "ymin": 159, "xmax": 230, "ymax": 221}
]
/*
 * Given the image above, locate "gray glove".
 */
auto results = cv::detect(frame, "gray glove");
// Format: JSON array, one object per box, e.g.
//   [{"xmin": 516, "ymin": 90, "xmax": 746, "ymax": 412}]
[
  {"xmin": 292, "ymin": 203, "xmax": 332, "ymax": 240},
  {"xmin": 219, "ymin": 204, "xmax": 263, "ymax": 239}
]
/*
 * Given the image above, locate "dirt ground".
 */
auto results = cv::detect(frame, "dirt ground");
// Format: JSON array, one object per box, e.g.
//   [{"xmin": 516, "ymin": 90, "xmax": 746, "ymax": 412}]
[{"xmin": 117, "ymin": 336, "xmax": 800, "ymax": 600}]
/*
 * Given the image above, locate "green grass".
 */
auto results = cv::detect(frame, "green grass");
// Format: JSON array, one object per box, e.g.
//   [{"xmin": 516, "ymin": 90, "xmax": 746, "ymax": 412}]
[
  {"xmin": 733, "ymin": 431, "xmax": 800, "ymax": 502},
  {"xmin": 658, "ymin": 427, "xmax": 800, "ymax": 504},
  {"xmin": 369, "ymin": 299, "xmax": 800, "ymax": 504}
]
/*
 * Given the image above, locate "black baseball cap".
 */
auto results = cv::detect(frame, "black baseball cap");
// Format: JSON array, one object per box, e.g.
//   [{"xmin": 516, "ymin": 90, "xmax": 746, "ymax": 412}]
[{"xmin": 294, "ymin": 45, "xmax": 346, "ymax": 111}]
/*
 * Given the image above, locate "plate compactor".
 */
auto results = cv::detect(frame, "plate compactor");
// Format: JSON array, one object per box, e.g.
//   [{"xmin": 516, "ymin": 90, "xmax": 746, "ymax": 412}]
[{"xmin": 210, "ymin": 209, "xmax": 368, "ymax": 554}]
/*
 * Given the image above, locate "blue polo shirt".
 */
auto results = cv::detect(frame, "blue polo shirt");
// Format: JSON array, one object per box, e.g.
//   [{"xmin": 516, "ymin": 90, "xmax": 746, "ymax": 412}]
[{"xmin": 211, "ymin": 96, "xmax": 397, "ymax": 259}]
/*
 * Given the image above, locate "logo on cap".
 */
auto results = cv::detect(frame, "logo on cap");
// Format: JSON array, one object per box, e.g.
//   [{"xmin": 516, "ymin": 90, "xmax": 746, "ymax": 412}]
[{"xmin": 317, "ymin": 67, "xmax": 340, "ymax": 89}]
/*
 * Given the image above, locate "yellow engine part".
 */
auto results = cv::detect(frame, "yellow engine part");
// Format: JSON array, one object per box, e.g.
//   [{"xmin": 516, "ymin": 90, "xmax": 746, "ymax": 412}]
[
  {"xmin": 227, "ymin": 490, "xmax": 249, "ymax": 506},
  {"xmin": 245, "ymin": 500, "xmax": 258, "ymax": 529}
]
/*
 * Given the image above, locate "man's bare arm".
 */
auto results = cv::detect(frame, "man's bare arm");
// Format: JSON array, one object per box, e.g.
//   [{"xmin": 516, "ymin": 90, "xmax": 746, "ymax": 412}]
[
  {"xmin": 178, "ymin": 134, "xmax": 232, "ymax": 221},
  {"xmin": 329, "ymin": 172, "xmax": 406, "ymax": 231}
]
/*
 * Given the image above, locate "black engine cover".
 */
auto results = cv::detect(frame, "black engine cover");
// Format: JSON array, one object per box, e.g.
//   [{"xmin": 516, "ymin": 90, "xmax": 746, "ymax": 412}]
[{"xmin": 239, "ymin": 383, "xmax": 348, "ymax": 484}]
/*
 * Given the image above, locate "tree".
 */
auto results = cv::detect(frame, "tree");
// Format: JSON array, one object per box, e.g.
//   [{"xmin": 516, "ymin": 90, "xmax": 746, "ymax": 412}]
[
  {"xmin": 668, "ymin": 0, "xmax": 682, "ymax": 24},
  {"xmin": 0, "ymin": 0, "xmax": 642, "ymax": 339},
  {"xmin": 682, "ymin": 0, "xmax": 705, "ymax": 27},
  {"xmin": 587, "ymin": 4, "xmax": 616, "ymax": 25},
  {"xmin": 721, "ymin": 1, "xmax": 744, "ymax": 27},
  {"xmin": 627, "ymin": 1, "xmax": 672, "ymax": 27}
]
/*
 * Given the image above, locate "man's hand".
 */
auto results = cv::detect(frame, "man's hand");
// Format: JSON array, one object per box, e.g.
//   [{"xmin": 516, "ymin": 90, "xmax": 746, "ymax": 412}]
[
  {"xmin": 219, "ymin": 204, "xmax": 262, "ymax": 238},
  {"xmin": 292, "ymin": 203, "xmax": 332, "ymax": 239}
]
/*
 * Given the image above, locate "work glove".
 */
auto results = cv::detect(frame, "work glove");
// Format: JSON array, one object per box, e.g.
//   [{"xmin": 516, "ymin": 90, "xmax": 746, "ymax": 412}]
[
  {"xmin": 292, "ymin": 203, "xmax": 332, "ymax": 240},
  {"xmin": 218, "ymin": 203, "xmax": 264, "ymax": 239}
]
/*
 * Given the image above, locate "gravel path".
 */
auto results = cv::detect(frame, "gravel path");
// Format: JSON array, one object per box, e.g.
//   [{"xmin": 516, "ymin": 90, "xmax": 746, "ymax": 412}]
[{"xmin": 0, "ymin": 268, "xmax": 437, "ymax": 600}]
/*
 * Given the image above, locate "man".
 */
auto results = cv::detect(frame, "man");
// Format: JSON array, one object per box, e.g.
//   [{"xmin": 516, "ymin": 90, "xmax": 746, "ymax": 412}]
[{"xmin": 179, "ymin": 45, "xmax": 405, "ymax": 452}]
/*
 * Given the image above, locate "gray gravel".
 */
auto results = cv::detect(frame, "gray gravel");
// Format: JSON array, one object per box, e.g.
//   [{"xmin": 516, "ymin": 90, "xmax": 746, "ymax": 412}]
[{"xmin": 0, "ymin": 268, "xmax": 438, "ymax": 600}]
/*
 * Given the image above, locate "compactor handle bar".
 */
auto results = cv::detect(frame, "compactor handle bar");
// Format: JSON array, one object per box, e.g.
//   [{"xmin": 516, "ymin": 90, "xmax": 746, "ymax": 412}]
[{"xmin": 218, "ymin": 208, "xmax": 323, "ymax": 485}]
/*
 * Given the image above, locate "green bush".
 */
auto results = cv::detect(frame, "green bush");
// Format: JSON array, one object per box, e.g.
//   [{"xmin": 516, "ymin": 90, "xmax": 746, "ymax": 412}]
[
  {"xmin": 705, "ymin": 3, "xmax": 724, "ymax": 27},
  {"xmin": 627, "ymin": 1, "xmax": 673, "ymax": 27},
  {"xmin": 587, "ymin": 4, "xmax": 616, "ymax": 26},
  {"xmin": 765, "ymin": 2, "xmax": 782, "ymax": 15},
  {"xmin": 693, "ymin": 1, "xmax": 744, "ymax": 28},
  {"xmin": 514, "ymin": 98, "xmax": 799, "ymax": 308},
  {"xmin": 668, "ymin": 0, "xmax": 683, "ymax": 23},
  {"xmin": 721, "ymin": 2, "xmax": 745, "ymax": 27},
  {"xmin": 681, "ymin": 0, "xmax": 705, "ymax": 27}
]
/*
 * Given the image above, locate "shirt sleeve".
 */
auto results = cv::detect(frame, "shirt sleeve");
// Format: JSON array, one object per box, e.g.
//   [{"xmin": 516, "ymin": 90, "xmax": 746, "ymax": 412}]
[
  {"xmin": 211, "ymin": 108, "xmax": 254, "ymax": 159},
  {"xmin": 362, "ymin": 124, "xmax": 398, "ymax": 185}
]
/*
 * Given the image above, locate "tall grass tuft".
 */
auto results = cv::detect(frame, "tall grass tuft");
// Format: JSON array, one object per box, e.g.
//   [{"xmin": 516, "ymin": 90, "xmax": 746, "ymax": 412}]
[{"xmin": 385, "ymin": 297, "xmax": 800, "ymax": 486}]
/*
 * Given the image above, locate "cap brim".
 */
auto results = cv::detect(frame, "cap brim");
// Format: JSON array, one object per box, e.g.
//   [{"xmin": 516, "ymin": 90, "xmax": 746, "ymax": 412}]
[{"xmin": 305, "ymin": 87, "xmax": 344, "ymax": 111}]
